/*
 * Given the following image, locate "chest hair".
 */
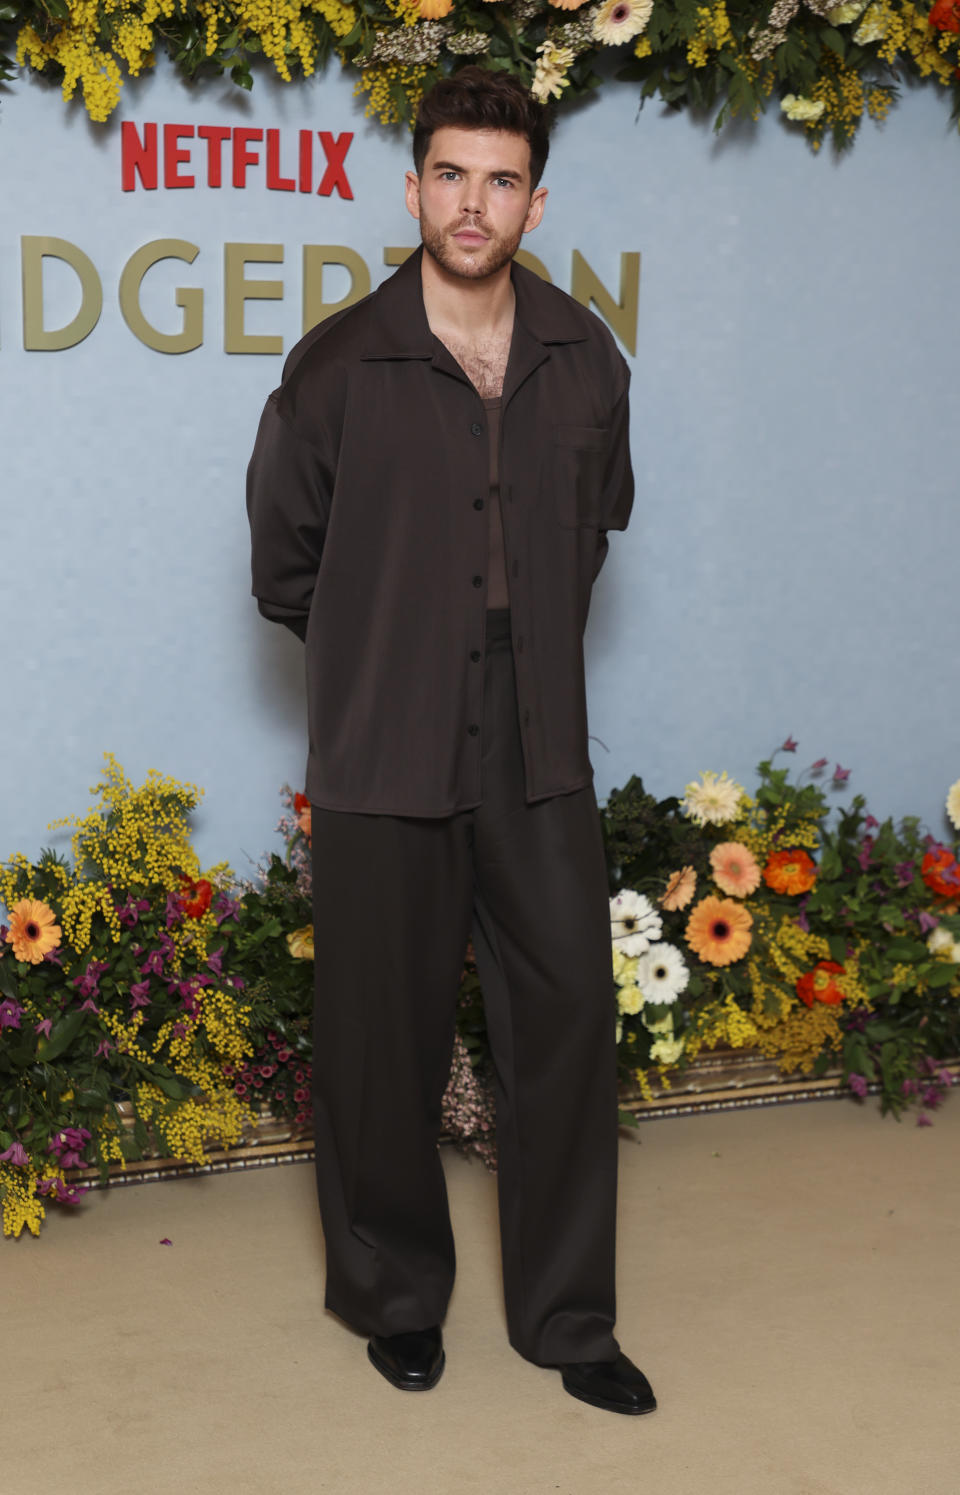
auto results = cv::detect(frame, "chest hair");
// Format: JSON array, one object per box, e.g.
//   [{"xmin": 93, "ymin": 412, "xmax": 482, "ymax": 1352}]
[{"xmin": 436, "ymin": 330, "xmax": 512, "ymax": 400}]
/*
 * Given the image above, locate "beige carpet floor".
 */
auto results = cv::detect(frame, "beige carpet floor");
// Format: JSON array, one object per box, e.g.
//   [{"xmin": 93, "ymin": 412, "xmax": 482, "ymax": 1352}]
[{"xmin": 6, "ymin": 1096, "xmax": 958, "ymax": 1495}]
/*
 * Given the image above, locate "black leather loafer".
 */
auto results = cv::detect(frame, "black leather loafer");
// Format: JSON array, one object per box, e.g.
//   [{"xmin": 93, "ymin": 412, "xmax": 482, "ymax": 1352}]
[
  {"xmin": 560, "ymin": 1351, "xmax": 657, "ymax": 1415},
  {"xmin": 367, "ymin": 1325, "xmax": 445, "ymax": 1391}
]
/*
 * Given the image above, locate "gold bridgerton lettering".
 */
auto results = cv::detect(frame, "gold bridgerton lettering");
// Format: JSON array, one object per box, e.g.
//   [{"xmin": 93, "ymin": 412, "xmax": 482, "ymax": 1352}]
[
  {"xmin": 118, "ymin": 239, "xmax": 203, "ymax": 353},
  {"xmin": 21, "ymin": 236, "xmax": 103, "ymax": 350},
  {"xmin": 224, "ymin": 243, "xmax": 284, "ymax": 354},
  {"xmin": 301, "ymin": 246, "xmax": 371, "ymax": 336}
]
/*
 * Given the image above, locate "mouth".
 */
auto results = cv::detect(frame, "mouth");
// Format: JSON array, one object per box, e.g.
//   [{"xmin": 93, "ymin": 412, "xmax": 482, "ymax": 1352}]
[{"xmin": 452, "ymin": 226, "xmax": 489, "ymax": 246}]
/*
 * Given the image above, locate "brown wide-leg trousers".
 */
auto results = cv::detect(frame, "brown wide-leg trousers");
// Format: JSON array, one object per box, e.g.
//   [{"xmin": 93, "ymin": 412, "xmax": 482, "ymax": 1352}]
[{"xmin": 309, "ymin": 609, "xmax": 621, "ymax": 1366}]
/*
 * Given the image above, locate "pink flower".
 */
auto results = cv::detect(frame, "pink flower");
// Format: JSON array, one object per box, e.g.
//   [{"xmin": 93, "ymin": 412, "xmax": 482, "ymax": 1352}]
[
  {"xmin": 847, "ymin": 1074, "xmax": 868, "ymax": 1098},
  {"xmin": 710, "ymin": 842, "xmax": 761, "ymax": 898},
  {"xmin": 781, "ymin": 736, "xmax": 798, "ymax": 752}
]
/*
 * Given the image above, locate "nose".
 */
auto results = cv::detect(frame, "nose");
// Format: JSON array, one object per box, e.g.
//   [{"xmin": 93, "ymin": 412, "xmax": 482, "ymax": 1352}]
[{"xmin": 458, "ymin": 177, "xmax": 485, "ymax": 217}]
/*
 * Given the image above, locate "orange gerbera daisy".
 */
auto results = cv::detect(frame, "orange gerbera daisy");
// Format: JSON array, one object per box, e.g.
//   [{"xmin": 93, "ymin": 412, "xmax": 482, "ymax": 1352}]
[
  {"xmin": 685, "ymin": 896, "xmax": 753, "ymax": 966},
  {"xmin": 921, "ymin": 847, "xmax": 960, "ymax": 901},
  {"xmin": 5, "ymin": 899, "xmax": 61, "ymax": 964},
  {"xmin": 763, "ymin": 848, "xmax": 817, "ymax": 896},
  {"xmin": 710, "ymin": 842, "xmax": 761, "ymax": 898},
  {"xmin": 796, "ymin": 961, "xmax": 844, "ymax": 1008},
  {"xmin": 661, "ymin": 866, "xmax": 697, "ymax": 911}
]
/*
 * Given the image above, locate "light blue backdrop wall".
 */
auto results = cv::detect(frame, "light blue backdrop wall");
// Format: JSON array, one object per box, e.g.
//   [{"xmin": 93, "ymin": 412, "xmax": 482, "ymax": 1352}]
[{"xmin": 1, "ymin": 61, "xmax": 957, "ymax": 877}]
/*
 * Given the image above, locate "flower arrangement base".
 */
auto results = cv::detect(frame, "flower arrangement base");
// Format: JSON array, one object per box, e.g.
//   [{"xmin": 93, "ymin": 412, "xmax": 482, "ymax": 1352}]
[
  {"xmin": 619, "ymin": 1049, "xmax": 960, "ymax": 1121},
  {"xmin": 61, "ymin": 1051, "xmax": 960, "ymax": 1197}
]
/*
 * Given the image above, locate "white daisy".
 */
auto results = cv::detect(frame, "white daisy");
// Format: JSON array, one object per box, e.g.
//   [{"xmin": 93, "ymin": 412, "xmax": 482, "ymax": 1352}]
[
  {"xmin": 636, "ymin": 942, "xmax": 689, "ymax": 1005},
  {"xmin": 680, "ymin": 770, "xmax": 745, "ymax": 828},
  {"xmin": 610, "ymin": 890, "xmax": 662, "ymax": 956}
]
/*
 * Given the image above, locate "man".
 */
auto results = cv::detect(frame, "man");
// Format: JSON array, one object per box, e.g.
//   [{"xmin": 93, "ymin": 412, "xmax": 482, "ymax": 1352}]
[{"xmin": 247, "ymin": 67, "xmax": 655, "ymax": 1416}]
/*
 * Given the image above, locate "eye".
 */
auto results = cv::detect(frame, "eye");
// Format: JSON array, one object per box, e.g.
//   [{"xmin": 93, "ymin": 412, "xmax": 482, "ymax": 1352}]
[
  {"xmin": 439, "ymin": 170, "xmax": 460, "ymax": 181},
  {"xmin": 493, "ymin": 177, "xmax": 514, "ymax": 189}
]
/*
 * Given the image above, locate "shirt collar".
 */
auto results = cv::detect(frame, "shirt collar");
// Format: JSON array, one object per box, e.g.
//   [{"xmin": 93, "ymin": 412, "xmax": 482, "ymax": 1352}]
[{"xmin": 361, "ymin": 245, "xmax": 589, "ymax": 361}]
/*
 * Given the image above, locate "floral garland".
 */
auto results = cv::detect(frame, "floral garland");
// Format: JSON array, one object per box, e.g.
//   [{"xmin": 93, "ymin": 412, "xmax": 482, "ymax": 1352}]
[
  {"xmin": 1, "ymin": 0, "xmax": 959, "ymax": 150},
  {"xmin": 2, "ymin": 753, "xmax": 958, "ymax": 1237}
]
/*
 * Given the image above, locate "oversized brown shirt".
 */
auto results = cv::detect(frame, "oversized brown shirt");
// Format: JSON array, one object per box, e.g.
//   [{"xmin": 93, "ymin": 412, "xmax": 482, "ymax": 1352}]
[{"xmin": 246, "ymin": 247, "xmax": 634, "ymax": 817}]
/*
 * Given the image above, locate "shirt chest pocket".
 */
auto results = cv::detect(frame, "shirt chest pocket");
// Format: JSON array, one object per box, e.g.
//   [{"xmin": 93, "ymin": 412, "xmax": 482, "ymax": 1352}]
[{"xmin": 551, "ymin": 424, "xmax": 609, "ymax": 529}]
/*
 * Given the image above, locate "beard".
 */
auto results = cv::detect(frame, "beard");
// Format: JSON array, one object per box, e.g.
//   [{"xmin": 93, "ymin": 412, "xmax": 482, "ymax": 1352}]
[{"xmin": 418, "ymin": 208, "xmax": 524, "ymax": 282}]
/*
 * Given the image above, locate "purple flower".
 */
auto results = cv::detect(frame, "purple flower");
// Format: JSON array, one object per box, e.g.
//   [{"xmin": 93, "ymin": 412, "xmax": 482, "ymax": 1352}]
[
  {"xmin": 811, "ymin": 758, "xmax": 828, "ymax": 773},
  {"xmin": 781, "ymin": 736, "xmax": 798, "ymax": 753},
  {"xmin": 79, "ymin": 997, "xmax": 100, "ymax": 1014},
  {"xmin": 864, "ymin": 814, "xmax": 879, "ymax": 831},
  {"xmin": 94, "ymin": 1038, "xmax": 114, "ymax": 1058},
  {"xmin": 72, "ymin": 959, "xmax": 109, "ymax": 999},
  {"xmin": 48, "ymin": 1127, "xmax": 92, "ymax": 1170},
  {"xmin": 206, "ymin": 946, "xmax": 224, "ymax": 976},
  {"xmin": 37, "ymin": 1177, "xmax": 88, "ymax": 1204},
  {"xmin": 0, "ymin": 1140, "xmax": 30, "ymax": 1166},
  {"xmin": 921, "ymin": 1086, "xmax": 943, "ymax": 1110},
  {"xmin": 165, "ymin": 892, "xmax": 183, "ymax": 928},
  {"xmin": 795, "ymin": 904, "xmax": 810, "ymax": 933},
  {"xmin": 0, "ymin": 999, "xmax": 24, "ymax": 1030},
  {"xmin": 229, "ymin": 976, "xmax": 246, "ymax": 991},
  {"xmin": 117, "ymin": 896, "xmax": 151, "ymax": 929},
  {"xmin": 140, "ymin": 950, "xmax": 165, "ymax": 977},
  {"xmin": 214, "ymin": 893, "xmax": 241, "ymax": 926},
  {"xmin": 0, "ymin": 924, "xmax": 6, "ymax": 942},
  {"xmin": 916, "ymin": 911, "xmax": 939, "ymax": 933},
  {"xmin": 129, "ymin": 981, "xmax": 152, "ymax": 1012},
  {"xmin": 833, "ymin": 764, "xmax": 851, "ymax": 786},
  {"xmin": 916, "ymin": 1112, "xmax": 933, "ymax": 1128},
  {"xmin": 34, "ymin": 1017, "xmax": 53, "ymax": 1038},
  {"xmin": 901, "ymin": 1078, "xmax": 918, "ymax": 1097},
  {"xmin": 158, "ymin": 931, "xmax": 176, "ymax": 962},
  {"xmin": 43, "ymin": 948, "xmax": 64, "ymax": 966},
  {"xmin": 894, "ymin": 861, "xmax": 915, "ymax": 887},
  {"xmin": 856, "ymin": 838, "xmax": 875, "ymax": 872},
  {"xmin": 848, "ymin": 1074, "xmax": 869, "ymax": 1098}
]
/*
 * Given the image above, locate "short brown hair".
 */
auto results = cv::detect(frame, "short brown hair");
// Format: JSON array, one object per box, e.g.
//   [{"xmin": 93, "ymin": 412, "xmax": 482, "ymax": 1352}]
[{"xmin": 413, "ymin": 66, "xmax": 551, "ymax": 190}]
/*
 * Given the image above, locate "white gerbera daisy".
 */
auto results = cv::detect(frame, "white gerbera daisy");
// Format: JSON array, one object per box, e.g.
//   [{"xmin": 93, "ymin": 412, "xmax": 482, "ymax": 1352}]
[
  {"xmin": 927, "ymin": 927, "xmax": 960, "ymax": 962},
  {"xmin": 592, "ymin": 0, "xmax": 654, "ymax": 47},
  {"xmin": 636, "ymin": 942, "xmax": 689, "ymax": 1005},
  {"xmin": 680, "ymin": 770, "xmax": 745, "ymax": 828},
  {"xmin": 610, "ymin": 890, "xmax": 662, "ymax": 955},
  {"xmin": 946, "ymin": 778, "xmax": 960, "ymax": 832}
]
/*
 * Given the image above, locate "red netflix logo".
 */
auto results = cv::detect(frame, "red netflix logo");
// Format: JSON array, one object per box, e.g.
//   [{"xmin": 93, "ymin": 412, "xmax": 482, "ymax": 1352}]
[{"xmin": 121, "ymin": 122, "xmax": 354, "ymax": 198}]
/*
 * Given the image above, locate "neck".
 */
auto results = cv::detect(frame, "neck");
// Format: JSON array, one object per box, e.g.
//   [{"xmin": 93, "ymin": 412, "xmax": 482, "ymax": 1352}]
[{"xmin": 419, "ymin": 248, "xmax": 515, "ymax": 339}]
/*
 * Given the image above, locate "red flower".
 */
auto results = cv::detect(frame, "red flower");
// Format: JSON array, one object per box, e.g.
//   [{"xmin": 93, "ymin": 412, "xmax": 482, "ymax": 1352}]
[
  {"xmin": 796, "ymin": 961, "xmax": 845, "ymax": 1008},
  {"xmin": 763, "ymin": 848, "xmax": 817, "ymax": 895},
  {"xmin": 293, "ymin": 790, "xmax": 312, "ymax": 843},
  {"xmin": 921, "ymin": 847, "xmax": 960, "ymax": 900},
  {"xmin": 179, "ymin": 875, "xmax": 213, "ymax": 919},
  {"xmin": 929, "ymin": 0, "xmax": 960, "ymax": 31}
]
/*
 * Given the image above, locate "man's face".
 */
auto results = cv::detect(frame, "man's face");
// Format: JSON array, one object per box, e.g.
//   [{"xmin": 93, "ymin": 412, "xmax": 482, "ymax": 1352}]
[{"xmin": 405, "ymin": 126, "xmax": 547, "ymax": 282}]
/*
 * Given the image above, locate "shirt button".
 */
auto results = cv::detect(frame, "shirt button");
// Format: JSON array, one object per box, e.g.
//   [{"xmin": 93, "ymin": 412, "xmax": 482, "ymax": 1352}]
[
  {"xmin": 467, "ymin": 723, "xmax": 479, "ymax": 736},
  {"xmin": 470, "ymin": 650, "xmax": 481, "ymax": 663},
  {"xmin": 472, "ymin": 575, "xmax": 483, "ymax": 588},
  {"xmin": 471, "ymin": 422, "xmax": 482, "ymax": 436},
  {"xmin": 473, "ymin": 498, "xmax": 484, "ymax": 511}
]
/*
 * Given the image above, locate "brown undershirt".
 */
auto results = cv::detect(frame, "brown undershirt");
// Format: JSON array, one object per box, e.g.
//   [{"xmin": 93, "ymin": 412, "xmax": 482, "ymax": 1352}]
[{"xmin": 483, "ymin": 396, "xmax": 510, "ymax": 612}]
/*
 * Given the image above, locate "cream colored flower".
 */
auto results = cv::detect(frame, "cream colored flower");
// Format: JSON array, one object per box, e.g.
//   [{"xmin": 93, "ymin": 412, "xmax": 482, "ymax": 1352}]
[
  {"xmin": 612, "ymin": 946, "xmax": 640, "ymax": 987},
  {"xmin": 681, "ymin": 771, "xmax": 745, "ymax": 827},
  {"xmin": 610, "ymin": 890, "xmax": 662, "ymax": 955},
  {"xmin": 946, "ymin": 778, "xmax": 960, "ymax": 832},
  {"xmin": 853, "ymin": 3, "xmax": 887, "ymax": 42},
  {"xmin": 615, "ymin": 1017, "xmax": 623, "ymax": 1044},
  {"xmin": 636, "ymin": 943, "xmax": 689, "ymax": 1005},
  {"xmin": 617, "ymin": 983, "xmax": 644, "ymax": 1015},
  {"xmin": 593, "ymin": 0, "xmax": 654, "ymax": 47},
  {"xmin": 927, "ymin": 927, "xmax": 960, "ymax": 962},
  {"xmin": 531, "ymin": 40, "xmax": 576, "ymax": 102},
  {"xmin": 780, "ymin": 94, "xmax": 826, "ymax": 122},
  {"xmin": 643, "ymin": 1009, "xmax": 674, "ymax": 1035},
  {"xmin": 649, "ymin": 1035, "xmax": 685, "ymax": 1065},
  {"xmin": 827, "ymin": 0, "xmax": 865, "ymax": 21},
  {"xmin": 286, "ymin": 924, "xmax": 315, "ymax": 960}
]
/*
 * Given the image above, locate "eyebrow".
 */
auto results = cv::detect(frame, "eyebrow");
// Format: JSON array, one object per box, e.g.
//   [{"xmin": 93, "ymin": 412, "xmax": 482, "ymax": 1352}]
[{"xmin": 431, "ymin": 160, "xmax": 524, "ymax": 182}]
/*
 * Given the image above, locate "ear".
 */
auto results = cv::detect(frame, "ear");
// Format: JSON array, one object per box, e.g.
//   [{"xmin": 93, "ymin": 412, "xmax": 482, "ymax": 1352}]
[
  {"xmin": 404, "ymin": 170, "xmax": 422, "ymax": 221},
  {"xmin": 523, "ymin": 187, "xmax": 548, "ymax": 236}
]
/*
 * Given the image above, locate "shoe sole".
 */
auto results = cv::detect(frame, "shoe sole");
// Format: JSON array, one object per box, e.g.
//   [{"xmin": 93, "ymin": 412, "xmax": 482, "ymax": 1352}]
[
  {"xmin": 562, "ymin": 1379, "xmax": 657, "ymax": 1416},
  {"xmin": 367, "ymin": 1342, "xmax": 446, "ymax": 1391}
]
